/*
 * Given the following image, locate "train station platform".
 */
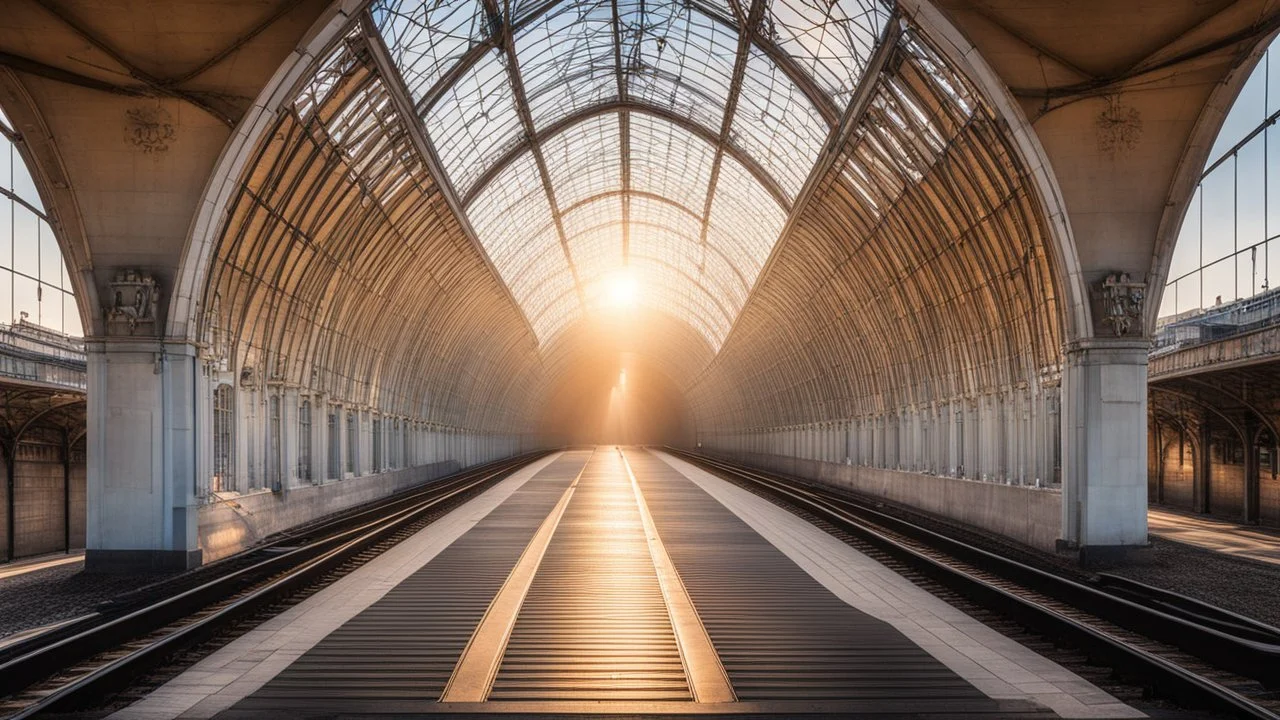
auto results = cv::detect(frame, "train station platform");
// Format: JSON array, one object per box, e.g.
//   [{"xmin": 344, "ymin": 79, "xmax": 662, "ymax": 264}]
[
  {"xmin": 1148, "ymin": 508, "xmax": 1280, "ymax": 566},
  {"xmin": 108, "ymin": 448, "xmax": 1141, "ymax": 719}
]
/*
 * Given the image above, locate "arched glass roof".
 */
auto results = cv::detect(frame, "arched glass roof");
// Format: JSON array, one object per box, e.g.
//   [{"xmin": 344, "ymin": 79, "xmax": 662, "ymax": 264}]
[{"xmin": 372, "ymin": 0, "xmax": 890, "ymax": 348}]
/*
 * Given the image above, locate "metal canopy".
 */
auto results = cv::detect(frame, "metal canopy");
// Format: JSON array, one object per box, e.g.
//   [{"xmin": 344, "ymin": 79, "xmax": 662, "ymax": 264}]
[{"xmin": 372, "ymin": 0, "xmax": 890, "ymax": 348}]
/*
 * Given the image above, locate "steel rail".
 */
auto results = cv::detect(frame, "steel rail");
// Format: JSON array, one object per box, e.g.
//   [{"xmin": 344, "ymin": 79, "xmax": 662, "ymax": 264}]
[
  {"xmin": 0, "ymin": 452, "xmax": 548, "ymax": 716},
  {"xmin": 668, "ymin": 448, "xmax": 1280, "ymax": 720}
]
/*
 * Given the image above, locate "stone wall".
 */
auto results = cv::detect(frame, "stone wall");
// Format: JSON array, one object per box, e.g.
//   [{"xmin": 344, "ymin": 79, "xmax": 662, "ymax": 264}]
[
  {"xmin": 700, "ymin": 450, "xmax": 1062, "ymax": 551},
  {"xmin": 198, "ymin": 459, "xmax": 460, "ymax": 563}
]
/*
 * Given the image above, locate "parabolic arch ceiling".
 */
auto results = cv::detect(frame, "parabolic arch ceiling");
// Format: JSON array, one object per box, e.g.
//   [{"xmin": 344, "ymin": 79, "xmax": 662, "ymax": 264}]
[
  {"xmin": 372, "ymin": 0, "xmax": 890, "ymax": 349},
  {"xmin": 205, "ymin": 0, "xmax": 1065, "ymax": 432}
]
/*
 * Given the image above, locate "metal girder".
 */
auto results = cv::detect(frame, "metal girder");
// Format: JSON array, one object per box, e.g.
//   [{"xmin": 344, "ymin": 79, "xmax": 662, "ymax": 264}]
[
  {"xmin": 460, "ymin": 101, "xmax": 792, "ymax": 212},
  {"xmin": 360, "ymin": 15, "xmax": 542, "ymax": 348},
  {"xmin": 684, "ymin": 0, "xmax": 839, "ymax": 127},
  {"xmin": 694, "ymin": 0, "xmax": 770, "ymax": 270},
  {"xmin": 555, "ymin": 189, "xmax": 750, "ymax": 290},
  {"xmin": 610, "ymin": 0, "xmax": 631, "ymax": 264},
  {"xmin": 481, "ymin": 0, "xmax": 587, "ymax": 307},
  {"xmin": 709, "ymin": 13, "xmax": 902, "ymax": 364}
]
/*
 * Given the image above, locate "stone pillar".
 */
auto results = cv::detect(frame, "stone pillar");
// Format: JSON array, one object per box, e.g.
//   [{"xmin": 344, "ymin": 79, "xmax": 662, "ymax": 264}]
[
  {"xmin": 1059, "ymin": 339, "xmax": 1149, "ymax": 563},
  {"xmin": 85, "ymin": 340, "xmax": 202, "ymax": 572},
  {"xmin": 282, "ymin": 387, "xmax": 299, "ymax": 488},
  {"xmin": 1196, "ymin": 411, "xmax": 1211, "ymax": 514},
  {"xmin": 1245, "ymin": 415, "xmax": 1260, "ymax": 524}
]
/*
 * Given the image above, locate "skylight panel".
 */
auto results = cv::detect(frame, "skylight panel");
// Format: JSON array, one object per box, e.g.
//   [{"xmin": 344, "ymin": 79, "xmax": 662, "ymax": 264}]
[
  {"xmin": 567, "ymin": 224, "xmax": 625, "ymax": 279},
  {"xmin": 561, "ymin": 194, "xmax": 624, "ymax": 237},
  {"xmin": 765, "ymin": 0, "xmax": 890, "ymax": 103},
  {"xmin": 372, "ymin": 0, "xmax": 488, "ymax": 104},
  {"xmin": 542, "ymin": 113, "xmax": 622, "ymax": 210},
  {"xmin": 629, "ymin": 113, "xmax": 716, "ymax": 213},
  {"xmin": 621, "ymin": 0, "xmax": 737, "ymax": 135},
  {"xmin": 706, "ymin": 151, "xmax": 788, "ymax": 278},
  {"xmin": 730, "ymin": 48, "xmax": 829, "ymax": 200},
  {"xmin": 423, "ymin": 48, "xmax": 523, "ymax": 196},
  {"xmin": 629, "ymin": 194, "xmax": 702, "ymax": 240},
  {"xmin": 516, "ymin": 0, "xmax": 619, "ymax": 128}
]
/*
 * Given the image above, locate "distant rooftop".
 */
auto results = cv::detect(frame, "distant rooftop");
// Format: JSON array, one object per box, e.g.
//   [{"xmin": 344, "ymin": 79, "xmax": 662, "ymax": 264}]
[
  {"xmin": 1153, "ymin": 286, "xmax": 1280, "ymax": 356},
  {"xmin": 0, "ymin": 318, "xmax": 86, "ymax": 390}
]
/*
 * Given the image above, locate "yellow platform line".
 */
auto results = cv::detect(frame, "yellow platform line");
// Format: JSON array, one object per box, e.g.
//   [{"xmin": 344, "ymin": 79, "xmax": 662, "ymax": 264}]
[
  {"xmin": 440, "ymin": 451, "xmax": 589, "ymax": 703},
  {"xmin": 620, "ymin": 447, "xmax": 737, "ymax": 703}
]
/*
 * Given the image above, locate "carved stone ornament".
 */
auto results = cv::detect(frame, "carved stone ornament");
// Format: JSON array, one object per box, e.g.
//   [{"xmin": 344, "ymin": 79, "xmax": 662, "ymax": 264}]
[
  {"xmin": 1096, "ymin": 95, "xmax": 1142, "ymax": 157},
  {"xmin": 104, "ymin": 270, "xmax": 161, "ymax": 336},
  {"xmin": 1100, "ymin": 271, "xmax": 1145, "ymax": 337},
  {"xmin": 125, "ymin": 106, "xmax": 176, "ymax": 153}
]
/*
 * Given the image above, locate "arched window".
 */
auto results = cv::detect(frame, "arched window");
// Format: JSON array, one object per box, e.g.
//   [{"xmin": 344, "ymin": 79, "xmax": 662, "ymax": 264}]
[
  {"xmin": 345, "ymin": 411, "xmax": 356, "ymax": 474},
  {"xmin": 212, "ymin": 384, "xmax": 235, "ymax": 493},
  {"xmin": 327, "ymin": 406, "xmax": 339, "ymax": 479},
  {"xmin": 1160, "ymin": 41, "xmax": 1280, "ymax": 322},
  {"xmin": 0, "ymin": 109, "xmax": 80, "ymax": 335},
  {"xmin": 298, "ymin": 399, "xmax": 312, "ymax": 483},
  {"xmin": 268, "ymin": 394, "xmax": 282, "ymax": 490}
]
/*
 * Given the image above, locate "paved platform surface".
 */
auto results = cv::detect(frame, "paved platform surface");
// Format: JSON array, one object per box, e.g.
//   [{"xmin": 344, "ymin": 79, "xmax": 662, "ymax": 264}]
[
  {"xmin": 1148, "ymin": 507, "xmax": 1280, "ymax": 565},
  {"xmin": 0, "ymin": 551, "xmax": 83, "ymax": 580},
  {"xmin": 110, "ymin": 447, "xmax": 1140, "ymax": 719}
]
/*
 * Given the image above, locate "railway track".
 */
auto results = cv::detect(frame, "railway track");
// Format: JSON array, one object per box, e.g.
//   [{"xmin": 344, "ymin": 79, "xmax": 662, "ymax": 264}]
[
  {"xmin": 0, "ymin": 452, "xmax": 546, "ymax": 718},
  {"xmin": 669, "ymin": 448, "xmax": 1280, "ymax": 720}
]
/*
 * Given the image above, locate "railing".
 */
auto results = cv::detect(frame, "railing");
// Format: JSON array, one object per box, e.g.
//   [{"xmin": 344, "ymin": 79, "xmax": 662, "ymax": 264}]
[
  {"xmin": 1153, "ymin": 286, "xmax": 1280, "ymax": 356},
  {"xmin": 0, "ymin": 320, "xmax": 86, "ymax": 390}
]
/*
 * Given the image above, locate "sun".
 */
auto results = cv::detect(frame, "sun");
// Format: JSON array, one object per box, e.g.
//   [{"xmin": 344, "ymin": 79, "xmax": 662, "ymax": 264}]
[{"xmin": 604, "ymin": 269, "xmax": 639, "ymax": 308}]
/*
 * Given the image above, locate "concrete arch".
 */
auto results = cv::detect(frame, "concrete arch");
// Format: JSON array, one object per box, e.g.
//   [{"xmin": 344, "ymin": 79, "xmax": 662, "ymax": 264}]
[
  {"xmin": 0, "ymin": 68, "xmax": 100, "ymax": 333},
  {"xmin": 898, "ymin": 0, "xmax": 1090, "ymax": 343},
  {"xmin": 1145, "ymin": 19, "xmax": 1280, "ymax": 333}
]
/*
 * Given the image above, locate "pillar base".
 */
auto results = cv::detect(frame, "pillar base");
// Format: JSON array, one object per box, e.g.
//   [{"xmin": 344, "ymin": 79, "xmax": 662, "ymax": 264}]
[
  {"xmin": 85, "ymin": 548, "xmax": 203, "ymax": 573},
  {"xmin": 1056, "ymin": 539, "xmax": 1150, "ymax": 568}
]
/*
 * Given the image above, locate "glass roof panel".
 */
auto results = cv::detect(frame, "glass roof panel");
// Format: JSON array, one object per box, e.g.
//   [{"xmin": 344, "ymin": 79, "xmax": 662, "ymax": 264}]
[
  {"xmin": 630, "ymin": 193, "xmax": 702, "ymax": 240},
  {"xmin": 632, "ymin": 223, "xmax": 701, "ymax": 277},
  {"xmin": 372, "ymin": 0, "xmax": 488, "ymax": 104},
  {"xmin": 468, "ymin": 151, "xmax": 554, "ymax": 267},
  {"xmin": 423, "ymin": 48, "xmax": 523, "ymax": 196},
  {"xmin": 620, "ymin": 0, "xmax": 738, "ymax": 135},
  {"xmin": 528, "ymin": 276, "xmax": 581, "ymax": 340},
  {"xmin": 567, "ymin": 224, "xmax": 625, "ymax": 280},
  {"xmin": 542, "ymin": 113, "xmax": 622, "ymax": 210},
  {"xmin": 371, "ymin": 0, "xmax": 897, "ymax": 351},
  {"xmin": 629, "ymin": 112, "xmax": 716, "ymax": 213},
  {"xmin": 765, "ymin": 0, "xmax": 890, "ymax": 103},
  {"xmin": 730, "ymin": 47, "xmax": 829, "ymax": 200},
  {"xmin": 561, "ymin": 194, "xmax": 623, "ymax": 237},
  {"xmin": 701, "ymin": 244, "xmax": 749, "ymax": 309},
  {"xmin": 706, "ymin": 151, "xmax": 788, "ymax": 278},
  {"xmin": 508, "ymin": 237, "xmax": 570, "ymax": 299},
  {"xmin": 631, "ymin": 261, "xmax": 732, "ymax": 341},
  {"xmin": 515, "ymin": 0, "xmax": 620, "ymax": 128},
  {"xmin": 295, "ymin": 31, "xmax": 359, "ymax": 122}
]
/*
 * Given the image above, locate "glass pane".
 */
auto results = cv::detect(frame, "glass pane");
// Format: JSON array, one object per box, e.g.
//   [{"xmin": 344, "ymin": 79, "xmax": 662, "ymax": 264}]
[
  {"xmin": 1201, "ymin": 257, "xmax": 1235, "ymax": 308},
  {"xmin": 767, "ymin": 0, "xmax": 890, "ymax": 102},
  {"xmin": 12, "ymin": 272, "xmax": 37, "ymax": 324},
  {"xmin": 424, "ymin": 48, "xmax": 523, "ymax": 196},
  {"xmin": 373, "ymin": 0, "xmax": 487, "ymax": 104},
  {"xmin": 515, "ymin": 0, "xmax": 618, "ymax": 128},
  {"xmin": 39, "ymin": 219, "xmax": 61, "ymax": 287},
  {"xmin": 1200, "ymin": 161, "xmax": 1235, "ymax": 266},
  {"xmin": 12, "ymin": 203, "xmax": 39, "ymax": 277},
  {"xmin": 730, "ymin": 47, "xmax": 828, "ymax": 200},
  {"xmin": 1167, "ymin": 186, "xmax": 1200, "ymax": 282},
  {"xmin": 1208, "ymin": 59, "xmax": 1266, "ymax": 167}
]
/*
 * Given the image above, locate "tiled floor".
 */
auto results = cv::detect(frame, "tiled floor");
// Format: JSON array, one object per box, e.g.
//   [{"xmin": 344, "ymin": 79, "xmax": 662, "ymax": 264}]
[
  {"xmin": 654, "ymin": 450, "xmax": 1142, "ymax": 719},
  {"xmin": 1148, "ymin": 508, "xmax": 1280, "ymax": 565},
  {"xmin": 108, "ymin": 452, "xmax": 566, "ymax": 720},
  {"xmin": 109, "ymin": 447, "xmax": 1143, "ymax": 719}
]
